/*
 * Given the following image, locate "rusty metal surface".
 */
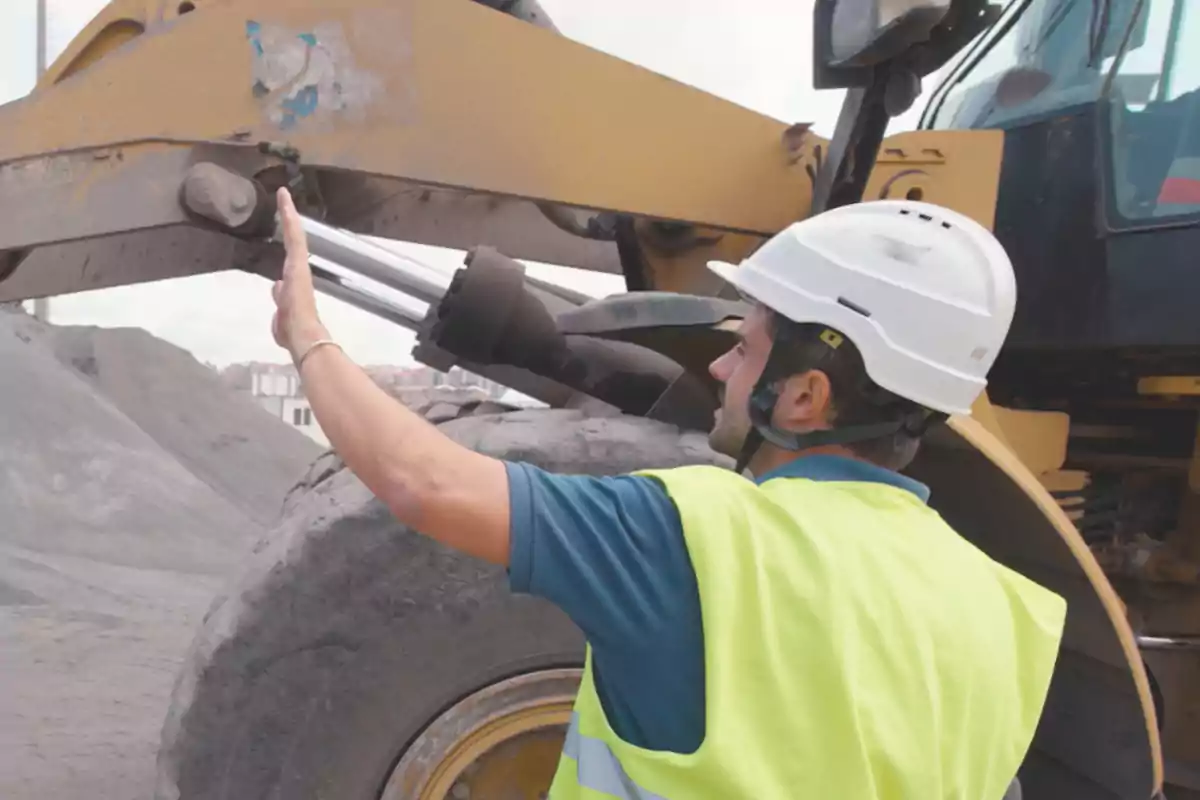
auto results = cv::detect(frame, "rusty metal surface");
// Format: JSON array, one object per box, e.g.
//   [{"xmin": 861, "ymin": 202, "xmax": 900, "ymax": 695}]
[
  {"xmin": 0, "ymin": 184, "xmax": 628, "ymax": 302},
  {"xmin": 0, "ymin": 0, "xmax": 815, "ymax": 245},
  {"xmin": 0, "ymin": 0, "xmax": 1007, "ymax": 303},
  {"xmin": 627, "ymin": 128, "xmax": 1004, "ymax": 294},
  {"xmin": 629, "ymin": 221, "xmax": 765, "ymax": 295},
  {"xmin": 0, "ymin": 145, "xmax": 271, "ymax": 251},
  {"xmin": 317, "ymin": 177, "xmax": 625, "ymax": 275},
  {"xmin": 0, "ymin": 226, "xmax": 271, "ymax": 303}
]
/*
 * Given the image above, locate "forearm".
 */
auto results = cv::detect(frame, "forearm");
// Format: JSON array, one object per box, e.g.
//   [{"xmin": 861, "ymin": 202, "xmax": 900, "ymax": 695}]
[{"xmin": 295, "ymin": 335, "xmax": 511, "ymax": 565}]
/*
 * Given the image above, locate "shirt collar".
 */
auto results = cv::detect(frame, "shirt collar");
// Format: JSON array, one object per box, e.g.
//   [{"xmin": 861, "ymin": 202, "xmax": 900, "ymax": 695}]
[{"xmin": 755, "ymin": 453, "xmax": 931, "ymax": 504}]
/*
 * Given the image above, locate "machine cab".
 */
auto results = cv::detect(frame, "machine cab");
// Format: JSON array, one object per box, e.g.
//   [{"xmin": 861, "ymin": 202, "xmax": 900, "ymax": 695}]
[{"xmin": 920, "ymin": 0, "xmax": 1200, "ymax": 351}]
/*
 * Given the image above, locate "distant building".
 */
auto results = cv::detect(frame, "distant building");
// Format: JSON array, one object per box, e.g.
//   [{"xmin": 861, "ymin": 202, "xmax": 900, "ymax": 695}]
[
  {"xmin": 226, "ymin": 363, "xmax": 327, "ymax": 445},
  {"xmin": 366, "ymin": 364, "xmax": 507, "ymax": 399},
  {"xmin": 219, "ymin": 361, "xmax": 512, "ymax": 445}
]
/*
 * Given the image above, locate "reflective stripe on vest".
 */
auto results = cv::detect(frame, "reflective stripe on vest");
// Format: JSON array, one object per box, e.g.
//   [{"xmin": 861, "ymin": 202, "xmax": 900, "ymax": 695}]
[{"xmin": 562, "ymin": 711, "xmax": 668, "ymax": 800}]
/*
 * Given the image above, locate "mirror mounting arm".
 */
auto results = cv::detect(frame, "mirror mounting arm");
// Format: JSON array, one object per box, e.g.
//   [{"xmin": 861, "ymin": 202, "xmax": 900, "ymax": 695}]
[
  {"xmin": 811, "ymin": 66, "xmax": 895, "ymax": 214},
  {"xmin": 809, "ymin": 0, "xmax": 1001, "ymax": 212}
]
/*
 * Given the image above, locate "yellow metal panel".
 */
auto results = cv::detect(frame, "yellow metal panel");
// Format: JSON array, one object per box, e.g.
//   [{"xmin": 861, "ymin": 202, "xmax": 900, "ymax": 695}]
[
  {"xmin": 990, "ymin": 405, "xmax": 1071, "ymax": 476},
  {"xmin": 1039, "ymin": 470, "xmax": 1090, "ymax": 494},
  {"xmin": 867, "ymin": 130, "xmax": 1005, "ymax": 230},
  {"xmin": 0, "ymin": 0, "xmax": 1007, "ymax": 301},
  {"xmin": 1139, "ymin": 376, "xmax": 1200, "ymax": 397},
  {"xmin": 969, "ymin": 392, "xmax": 1015, "ymax": 451},
  {"xmin": 639, "ymin": 227, "xmax": 764, "ymax": 295},
  {"xmin": 967, "ymin": 393, "xmax": 1073, "ymax": 479},
  {"xmin": 643, "ymin": 129, "xmax": 1006, "ymax": 293},
  {"xmin": 0, "ymin": 0, "xmax": 814, "ymax": 236},
  {"xmin": 55, "ymin": 19, "xmax": 146, "ymax": 82},
  {"xmin": 35, "ymin": 0, "xmax": 158, "ymax": 89}
]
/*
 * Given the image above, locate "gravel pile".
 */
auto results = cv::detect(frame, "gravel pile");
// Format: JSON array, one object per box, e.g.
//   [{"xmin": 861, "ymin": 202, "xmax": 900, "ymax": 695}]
[
  {"xmin": 0, "ymin": 307, "xmax": 321, "ymax": 799},
  {"xmin": 49, "ymin": 323, "xmax": 321, "ymax": 528}
]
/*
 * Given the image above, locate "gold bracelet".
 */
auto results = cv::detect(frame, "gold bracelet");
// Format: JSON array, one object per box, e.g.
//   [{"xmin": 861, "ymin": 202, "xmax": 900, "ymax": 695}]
[{"xmin": 295, "ymin": 338, "xmax": 342, "ymax": 370}]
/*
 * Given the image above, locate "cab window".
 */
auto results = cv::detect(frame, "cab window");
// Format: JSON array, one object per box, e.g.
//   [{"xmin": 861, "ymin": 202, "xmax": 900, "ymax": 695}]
[
  {"xmin": 1108, "ymin": 0, "xmax": 1200, "ymax": 221},
  {"xmin": 922, "ymin": 0, "xmax": 1130, "ymax": 132},
  {"xmin": 923, "ymin": 0, "xmax": 1199, "ymax": 225}
]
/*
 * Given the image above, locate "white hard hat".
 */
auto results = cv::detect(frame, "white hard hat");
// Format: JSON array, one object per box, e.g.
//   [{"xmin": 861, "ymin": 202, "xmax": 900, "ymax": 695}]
[{"xmin": 707, "ymin": 199, "xmax": 1016, "ymax": 417}]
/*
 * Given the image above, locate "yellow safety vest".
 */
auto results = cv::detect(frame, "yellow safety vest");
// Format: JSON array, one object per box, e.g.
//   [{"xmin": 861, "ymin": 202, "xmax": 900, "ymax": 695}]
[{"xmin": 548, "ymin": 464, "xmax": 1066, "ymax": 799}]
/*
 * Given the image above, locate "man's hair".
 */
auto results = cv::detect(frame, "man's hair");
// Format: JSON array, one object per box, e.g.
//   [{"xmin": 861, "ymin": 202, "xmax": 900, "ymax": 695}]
[{"xmin": 763, "ymin": 309, "xmax": 925, "ymax": 471}]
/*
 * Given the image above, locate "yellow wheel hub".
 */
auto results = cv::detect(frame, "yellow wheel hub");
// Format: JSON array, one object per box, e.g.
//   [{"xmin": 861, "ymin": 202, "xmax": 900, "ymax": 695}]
[{"xmin": 381, "ymin": 668, "xmax": 582, "ymax": 800}]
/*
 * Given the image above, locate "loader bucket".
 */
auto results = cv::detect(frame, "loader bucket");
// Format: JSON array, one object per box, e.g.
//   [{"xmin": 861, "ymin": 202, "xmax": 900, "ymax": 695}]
[{"xmin": 910, "ymin": 415, "xmax": 1162, "ymax": 799}]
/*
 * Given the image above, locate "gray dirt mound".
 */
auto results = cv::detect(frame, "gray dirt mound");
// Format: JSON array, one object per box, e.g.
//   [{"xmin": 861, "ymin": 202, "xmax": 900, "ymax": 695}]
[
  {"xmin": 0, "ymin": 311, "xmax": 256, "ymax": 573},
  {"xmin": 0, "ymin": 307, "xmax": 323, "ymax": 800},
  {"xmin": 49, "ymin": 323, "xmax": 321, "ymax": 528}
]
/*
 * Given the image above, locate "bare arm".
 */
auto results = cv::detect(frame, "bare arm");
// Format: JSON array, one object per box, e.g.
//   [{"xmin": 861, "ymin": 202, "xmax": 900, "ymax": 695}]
[{"xmin": 270, "ymin": 188, "xmax": 511, "ymax": 565}]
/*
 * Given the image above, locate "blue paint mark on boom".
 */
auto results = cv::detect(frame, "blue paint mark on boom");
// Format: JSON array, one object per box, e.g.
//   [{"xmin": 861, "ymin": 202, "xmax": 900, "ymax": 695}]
[{"xmin": 244, "ymin": 18, "xmax": 387, "ymax": 130}]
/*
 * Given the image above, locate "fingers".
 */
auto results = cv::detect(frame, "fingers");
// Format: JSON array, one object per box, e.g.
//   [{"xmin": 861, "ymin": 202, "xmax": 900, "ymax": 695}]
[
  {"xmin": 276, "ymin": 187, "xmax": 310, "ymax": 275},
  {"xmin": 274, "ymin": 187, "xmax": 319, "ymax": 335},
  {"xmin": 276, "ymin": 187, "xmax": 299, "ymax": 240},
  {"xmin": 277, "ymin": 188, "xmax": 303, "ymax": 251}
]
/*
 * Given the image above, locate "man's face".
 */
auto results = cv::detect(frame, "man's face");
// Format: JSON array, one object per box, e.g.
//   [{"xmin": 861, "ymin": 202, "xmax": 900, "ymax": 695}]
[
  {"xmin": 707, "ymin": 305, "xmax": 835, "ymax": 462},
  {"xmin": 707, "ymin": 304, "xmax": 773, "ymax": 459}
]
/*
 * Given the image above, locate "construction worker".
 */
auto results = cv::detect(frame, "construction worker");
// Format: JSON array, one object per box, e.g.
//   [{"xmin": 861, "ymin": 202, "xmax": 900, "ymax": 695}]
[{"xmin": 270, "ymin": 187, "xmax": 1066, "ymax": 799}]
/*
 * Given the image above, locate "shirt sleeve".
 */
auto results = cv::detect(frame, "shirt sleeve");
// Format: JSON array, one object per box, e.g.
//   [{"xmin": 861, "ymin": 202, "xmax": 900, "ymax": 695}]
[{"xmin": 504, "ymin": 460, "xmax": 696, "ymax": 652}]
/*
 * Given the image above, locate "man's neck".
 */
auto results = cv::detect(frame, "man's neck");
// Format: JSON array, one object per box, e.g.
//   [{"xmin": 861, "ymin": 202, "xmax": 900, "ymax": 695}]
[{"xmin": 747, "ymin": 443, "xmax": 862, "ymax": 479}]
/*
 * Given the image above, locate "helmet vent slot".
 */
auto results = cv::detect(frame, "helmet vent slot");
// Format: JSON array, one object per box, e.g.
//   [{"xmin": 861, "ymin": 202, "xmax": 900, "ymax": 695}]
[{"xmin": 837, "ymin": 296, "xmax": 872, "ymax": 317}]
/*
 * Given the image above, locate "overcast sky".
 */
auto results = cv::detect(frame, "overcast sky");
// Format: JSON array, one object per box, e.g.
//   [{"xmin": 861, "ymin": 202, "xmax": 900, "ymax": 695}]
[{"xmin": 0, "ymin": 0, "xmax": 941, "ymax": 367}]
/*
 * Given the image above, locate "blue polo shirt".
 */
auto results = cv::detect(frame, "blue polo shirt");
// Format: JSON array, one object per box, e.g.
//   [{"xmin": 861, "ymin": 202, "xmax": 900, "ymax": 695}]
[{"xmin": 505, "ymin": 454, "xmax": 931, "ymax": 755}]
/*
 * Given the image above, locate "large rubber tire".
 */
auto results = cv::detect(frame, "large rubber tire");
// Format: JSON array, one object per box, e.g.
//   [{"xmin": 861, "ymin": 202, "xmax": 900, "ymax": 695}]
[{"xmin": 154, "ymin": 409, "xmax": 730, "ymax": 800}]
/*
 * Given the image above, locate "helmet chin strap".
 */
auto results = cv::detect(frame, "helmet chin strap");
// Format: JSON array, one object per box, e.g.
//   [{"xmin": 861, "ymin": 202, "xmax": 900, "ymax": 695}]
[
  {"xmin": 732, "ymin": 323, "xmax": 946, "ymax": 476},
  {"xmin": 733, "ymin": 422, "xmax": 765, "ymax": 476},
  {"xmin": 733, "ymin": 382, "xmax": 915, "ymax": 474}
]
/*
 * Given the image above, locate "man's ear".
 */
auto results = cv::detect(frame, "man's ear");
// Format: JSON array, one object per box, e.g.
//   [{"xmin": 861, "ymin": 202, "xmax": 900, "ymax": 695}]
[{"xmin": 774, "ymin": 369, "xmax": 834, "ymax": 430}]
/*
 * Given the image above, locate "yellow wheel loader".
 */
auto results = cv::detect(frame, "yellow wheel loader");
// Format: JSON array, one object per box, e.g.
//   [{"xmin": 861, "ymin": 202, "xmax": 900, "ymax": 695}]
[{"xmin": 0, "ymin": 0, "xmax": 1192, "ymax": 797}]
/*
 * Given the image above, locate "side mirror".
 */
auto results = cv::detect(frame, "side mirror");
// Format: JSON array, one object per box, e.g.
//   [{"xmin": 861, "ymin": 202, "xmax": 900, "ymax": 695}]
[
  {"xmin": 826, "ymin": 0, "xmax": 951, "ymax": 68},
  {"xmin": 813, "ymin": 0, "xmax": 996, "ymax": 89}
]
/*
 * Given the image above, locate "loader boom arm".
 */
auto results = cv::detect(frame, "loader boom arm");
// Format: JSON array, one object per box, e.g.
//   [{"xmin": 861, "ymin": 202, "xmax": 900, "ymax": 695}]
[{"xmin": 0, "ymin": 0, "xmax": 1002, "ymax": 305}]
